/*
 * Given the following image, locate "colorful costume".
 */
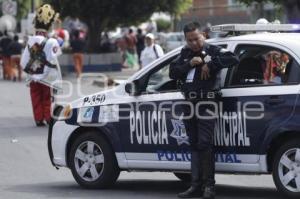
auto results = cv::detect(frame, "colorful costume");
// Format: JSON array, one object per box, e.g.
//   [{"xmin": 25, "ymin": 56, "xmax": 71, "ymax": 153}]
[
  {"xmin": 20, "ymin": 4, "xmax": 61, "ymax": 126},
  {"xmin": 263, "ymin": 51, "xmax": 289, "ymax": 84}
]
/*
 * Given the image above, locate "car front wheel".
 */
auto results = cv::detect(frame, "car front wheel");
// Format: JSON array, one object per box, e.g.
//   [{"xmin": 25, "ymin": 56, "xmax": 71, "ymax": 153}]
[
  {"xmin": 69, "ymin": 132, "xmax": 120, "ymax": 189},
  {"xmin": 273, "ymin": 139, "xmax": 300, "ymax": 198}
]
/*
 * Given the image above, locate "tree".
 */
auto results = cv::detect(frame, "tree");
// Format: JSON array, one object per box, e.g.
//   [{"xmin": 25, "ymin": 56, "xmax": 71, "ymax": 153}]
[
  {"xmin": 4, "ymin": 0, "xmax": 42, "ymax": 21},
  {"xmin": 14, "ymin": 0, "xmax": 31, "ymax": 21},
  {"xmin": 0, "ymin": 1, "xmax": 29, "ymax": 21},
  {"xmin": 156, "ymin": 18, "xmax": 172, "ymax": 32},
  {"xmin": 45, "ymin": 0, "xmax": 192, "ymax": 52},
  {"xmin": 238, "ymin": 0, "xmax": 300, "ymax": 23},
  {"xmin": 0, "ymin": 0, "xmax": 43, "ymax": 31}
]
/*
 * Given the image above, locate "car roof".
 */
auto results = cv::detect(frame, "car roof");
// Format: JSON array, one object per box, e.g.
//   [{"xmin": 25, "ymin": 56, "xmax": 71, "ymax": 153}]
[
  {"xmin": 208, "ymin": 33, "xmax": 300, "ymax": 48},
  {"xmin": 129, "ymin": 33, "xmax": 300, "ymax": 81}
]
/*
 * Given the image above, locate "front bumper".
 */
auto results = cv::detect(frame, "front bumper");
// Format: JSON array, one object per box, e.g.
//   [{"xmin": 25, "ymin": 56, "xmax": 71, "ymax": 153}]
[
  {"xmin": 48, "ymin": 105, "xmax": 80, "ymax": 167},
  {"xmin": 48, "ymin": 119, "xmax": 79, "ymax": 167},
  {"xmin": 48, "ymin": 105, "xmax": 63, "ymax": 168},
  {"xmin": 48, "ymin": 117, "xmax": 57, "ymax": 168}
]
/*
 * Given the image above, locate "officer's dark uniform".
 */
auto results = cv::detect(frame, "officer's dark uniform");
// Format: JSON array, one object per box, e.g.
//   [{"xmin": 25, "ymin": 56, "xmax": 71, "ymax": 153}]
[{"xmin": 169, "ymin": 43, "xmax": 239, "ymax": 196}]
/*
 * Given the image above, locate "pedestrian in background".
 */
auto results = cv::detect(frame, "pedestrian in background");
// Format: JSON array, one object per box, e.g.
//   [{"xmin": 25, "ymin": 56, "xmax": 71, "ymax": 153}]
[
  {"xmin": 70, "ymin": 29, "xmax": 85, "ymax": 78},
  {"xmin": 136, "ymin": 28, "xmax": 145, "ymax": 66},
  {"xmin": 125, "ymin": 28, "xmax": 137, "ymax": 54},
  {"xmin": 0, "ymin": 31, "xmax": 13, "ymax": 80},
  {"xmin": 20, "ymin": 4, "xmax": 62, "ymax": 127},
  {"xmin": 123, "ymin": 28, "xmax": 138, "ymax": 68},
  {"xmin": 0, "ymin": 31, "xmax": 3, "ymax": 79},
  {"xmin": 140, "ymin": 33, "xmax": 164, "ymax": 68},
  {"xmin": 9, "ymin": 35, "xmax": 23, "ymax": 81}
]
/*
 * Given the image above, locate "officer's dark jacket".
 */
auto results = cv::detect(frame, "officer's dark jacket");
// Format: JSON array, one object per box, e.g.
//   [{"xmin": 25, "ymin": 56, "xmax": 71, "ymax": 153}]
[{"xmin": 169, "ymin": 43, "xmax": 239, "ymax": 96}]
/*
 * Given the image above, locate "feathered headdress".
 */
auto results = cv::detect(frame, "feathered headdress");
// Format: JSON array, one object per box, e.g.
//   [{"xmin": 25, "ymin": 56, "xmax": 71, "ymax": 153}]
[{"xmin": 34, "ymin": 4, "xmax": 59, "ymax": 31}]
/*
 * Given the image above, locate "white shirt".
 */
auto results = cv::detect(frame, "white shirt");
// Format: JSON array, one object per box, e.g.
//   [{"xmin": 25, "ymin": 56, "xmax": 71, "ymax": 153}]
[
  {"xmin": 21, "ymin": 35, "xmax": 62, "ymax": 81},
  {"xmin": 140, "ymin": 44, "xmax": 164, "ymax": 68}
]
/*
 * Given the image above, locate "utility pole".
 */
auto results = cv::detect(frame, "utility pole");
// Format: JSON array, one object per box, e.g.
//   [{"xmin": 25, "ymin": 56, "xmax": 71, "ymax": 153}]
[{"xmin": 31, "ymin": 0, "xmax": 35, "ymax": 12}]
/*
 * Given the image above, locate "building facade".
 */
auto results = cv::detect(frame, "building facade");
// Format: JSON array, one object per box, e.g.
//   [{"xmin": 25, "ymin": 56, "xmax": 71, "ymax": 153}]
[{"xmin": 178, "ymin": 0, "xmax": 281, "ymax": 30}]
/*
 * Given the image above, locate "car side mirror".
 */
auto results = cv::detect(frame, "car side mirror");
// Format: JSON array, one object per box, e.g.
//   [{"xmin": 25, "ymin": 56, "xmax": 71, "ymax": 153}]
[{"xmin": 125, "ymin": 80, "xmax": 141, "ymax": 96}]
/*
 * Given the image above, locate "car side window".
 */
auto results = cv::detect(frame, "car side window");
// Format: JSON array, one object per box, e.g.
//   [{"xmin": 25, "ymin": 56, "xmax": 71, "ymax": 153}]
[
  {"xmin": 217, "ymin": 44, "xmax": 227, "ymax": 49},
  {"xmin": 143, "ymin": 56, "xmax": 179, "ymax": 94},
  {"xmin": 143, "ymin": 44, "xmax": 228, "ymax": 94},
  {"xmin": 226, "ymin": 44, "xmax": 300, "ymax": 87}
]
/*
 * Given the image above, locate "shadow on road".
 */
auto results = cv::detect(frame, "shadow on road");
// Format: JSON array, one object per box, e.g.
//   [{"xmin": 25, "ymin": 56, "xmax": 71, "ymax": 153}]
[
  {"xmin": 5, "ymin": 179, "xmax": 285, "ymax": 199},
  {"xmin": 115, "ymin": 180, "xmax": 284, "ymax": 198}
]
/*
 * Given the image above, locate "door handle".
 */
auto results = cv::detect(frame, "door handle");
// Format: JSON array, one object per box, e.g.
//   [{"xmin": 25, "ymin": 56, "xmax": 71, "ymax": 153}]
[{"xmin": 265, "ymin": 97, "xmax": 285, "ymax": 105}]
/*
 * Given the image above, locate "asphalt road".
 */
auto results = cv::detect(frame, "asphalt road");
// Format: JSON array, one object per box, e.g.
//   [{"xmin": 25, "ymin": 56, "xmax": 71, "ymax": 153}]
[{"xmin": 0, "ymin": 75, "xmax": 285, "ymax": 199}]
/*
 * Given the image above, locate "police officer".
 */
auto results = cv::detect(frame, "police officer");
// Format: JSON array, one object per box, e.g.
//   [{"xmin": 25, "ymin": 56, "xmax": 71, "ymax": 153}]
[{"xmin": 169, "ymin": 22, "xmax": 239, "ymax": 199}]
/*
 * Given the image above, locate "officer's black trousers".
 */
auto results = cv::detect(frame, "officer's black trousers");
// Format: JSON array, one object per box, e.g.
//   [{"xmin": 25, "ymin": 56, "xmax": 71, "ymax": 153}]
[{"xmin": 182, "ymin": 102, "xmax": 216, "ymax": 188}]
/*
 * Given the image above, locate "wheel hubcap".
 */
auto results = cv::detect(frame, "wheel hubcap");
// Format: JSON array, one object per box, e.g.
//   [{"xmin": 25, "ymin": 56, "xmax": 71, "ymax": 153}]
[
  {"xmin": 74, "ymin": 141, "xmax": 104, "ymax": 182},
  {"xmin": 278, "ymin": 148, "xmax": 300, "ymax": 192}
]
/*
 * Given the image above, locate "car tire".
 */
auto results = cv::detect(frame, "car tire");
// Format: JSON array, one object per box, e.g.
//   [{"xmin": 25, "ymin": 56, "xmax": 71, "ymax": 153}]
[
  {"xmin": 69, "ymin": 132, "xmax": 120, "ymax": 189},
  {"xmin": 272, "ymin": 139, "xmax": 300, "ymax": 198},
  {"xmin": 174, "ymin": 172, "xmax": 191, "ymax": 183}
]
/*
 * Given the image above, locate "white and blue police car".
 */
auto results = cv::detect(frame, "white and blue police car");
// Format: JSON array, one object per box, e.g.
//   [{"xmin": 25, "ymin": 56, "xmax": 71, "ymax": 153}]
[{"xmin": 49, "ymin": 24, "xmax": 300, "ymax": 198}]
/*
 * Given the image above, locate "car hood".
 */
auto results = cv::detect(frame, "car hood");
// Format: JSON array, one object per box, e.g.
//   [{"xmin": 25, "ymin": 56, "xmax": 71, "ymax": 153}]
[{"xmin": 67, "ymin": 84, "xmax": 125, "ymax": 109}]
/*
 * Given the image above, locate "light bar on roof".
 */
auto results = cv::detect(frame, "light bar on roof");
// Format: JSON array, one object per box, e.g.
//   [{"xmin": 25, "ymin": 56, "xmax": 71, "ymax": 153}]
[{"xmin": 210, "ymin": 24, "xmax": 300, "ymax": 32}]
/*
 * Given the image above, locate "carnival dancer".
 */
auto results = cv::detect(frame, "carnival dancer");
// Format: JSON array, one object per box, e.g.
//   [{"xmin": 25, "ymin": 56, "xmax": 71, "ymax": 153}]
[{"xmin": 21, "ymin": 4, "xmax": 62, "ymax": 126}]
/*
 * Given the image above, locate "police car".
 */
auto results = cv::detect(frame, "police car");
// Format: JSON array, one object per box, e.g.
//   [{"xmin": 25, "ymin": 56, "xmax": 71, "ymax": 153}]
[{"xmin": 49, "ymin": 24, "xmax": 300, "ymax": 197}]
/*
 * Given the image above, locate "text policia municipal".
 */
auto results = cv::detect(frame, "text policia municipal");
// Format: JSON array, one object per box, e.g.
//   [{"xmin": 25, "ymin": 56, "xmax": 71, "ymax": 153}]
[{"xmin": 128, "ymin": 101, "xmax": 264, "ymax": 147}]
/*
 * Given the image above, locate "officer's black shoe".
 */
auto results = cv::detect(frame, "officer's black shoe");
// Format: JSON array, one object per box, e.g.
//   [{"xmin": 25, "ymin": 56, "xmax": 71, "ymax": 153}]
[
  {"xmin": 202, "ymin": 186, "xmax": 215, "ymax": 199},
  {"xmin": 177, "ymin": 186, "xmax": 203, "ymax": 198}
]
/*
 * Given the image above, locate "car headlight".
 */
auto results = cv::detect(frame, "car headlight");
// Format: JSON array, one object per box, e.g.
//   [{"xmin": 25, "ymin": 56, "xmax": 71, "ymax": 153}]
[{"xmin": 54, "ymin": 104, "xmax": 73, "ymax": 121}]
